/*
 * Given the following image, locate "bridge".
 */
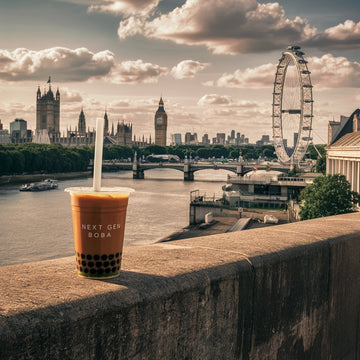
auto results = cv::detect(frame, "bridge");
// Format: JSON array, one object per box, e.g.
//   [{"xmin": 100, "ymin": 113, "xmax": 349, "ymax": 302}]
[{"xmin": 101, "ymin": 159, "xmax": 290, "ymax": 181}]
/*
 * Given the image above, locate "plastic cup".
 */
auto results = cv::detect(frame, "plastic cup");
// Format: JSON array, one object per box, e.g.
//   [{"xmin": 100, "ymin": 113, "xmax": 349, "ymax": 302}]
[{"xmin": 65, "ymin": 187, "xmax": 134, "ymax": 279}]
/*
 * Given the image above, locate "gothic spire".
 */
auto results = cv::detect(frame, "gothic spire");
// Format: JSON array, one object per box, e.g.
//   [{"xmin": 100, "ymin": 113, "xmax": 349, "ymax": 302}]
[{"xmin": 104, "ymin": 110, "xmax": 109, "ymax": 136}]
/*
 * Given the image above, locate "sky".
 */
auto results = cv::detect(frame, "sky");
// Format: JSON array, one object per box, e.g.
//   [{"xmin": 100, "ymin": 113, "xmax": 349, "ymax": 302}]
[{"xmin": 0, "ymin": 0, "xmax": 359, "ymax": 145}]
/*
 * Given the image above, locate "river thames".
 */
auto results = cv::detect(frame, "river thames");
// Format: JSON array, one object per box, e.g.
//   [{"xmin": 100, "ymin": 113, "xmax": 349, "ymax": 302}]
[{"xmin": 0, "ymin": 168, "xmax": 229, "ymax": 266}]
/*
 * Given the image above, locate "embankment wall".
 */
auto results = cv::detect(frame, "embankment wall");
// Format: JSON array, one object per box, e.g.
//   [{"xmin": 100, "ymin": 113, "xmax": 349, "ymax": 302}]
[{"xmin": 0, "ymin": 212, "xmax": 359, "ymax": 359}]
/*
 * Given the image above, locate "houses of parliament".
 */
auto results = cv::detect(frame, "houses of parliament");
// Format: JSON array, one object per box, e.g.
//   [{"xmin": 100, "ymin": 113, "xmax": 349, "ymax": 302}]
[{"xmin": 32, "ymin": 78, "xmax": 164, "ymax": 147}]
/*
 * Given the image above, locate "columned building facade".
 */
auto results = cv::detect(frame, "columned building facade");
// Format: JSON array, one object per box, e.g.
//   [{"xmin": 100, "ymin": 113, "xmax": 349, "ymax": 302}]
[{"xmin": 327, "ymin": 108, "xmax": 360, "ymax": 193}]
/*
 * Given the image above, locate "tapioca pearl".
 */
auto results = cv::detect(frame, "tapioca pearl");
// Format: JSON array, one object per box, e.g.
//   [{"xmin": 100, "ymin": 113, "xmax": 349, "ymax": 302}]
[
  {"xmin": 77, "ymin": 252, "xmax": 80, "ymax": 257},
  {"xmin": 109, "ymin": 254, "xmax": 114, "ymax": 260},
  {"xmin": 84, "ymin": 268, "xmax": 89, "ymax": 274},
  {"xmin": 78, "ymin": 260, "xmax": 81, "ymax": 265},
  {"xmin": 115, "ymin": 252, "xmax": 119, "ymax": 258},
  {"xmin": 82, "ymin": 260, "xmax": 86, "ymax": 266},
  {"xmin": 81, "ymin": 253, "xmax": 85, "ymax": 259},
  {"xmin": 103, "ymin": 261, "xmax": 109, "ymax": 268},
  {"xmin": 97, "ymin": 269, "xmax": 104, "ymax": 275},
  {"xmin": 117, "ymin": 266, "xmax": 120, "ymax": 271},
  {"xmin": 90, "ymin": 269, "xmax": 96, "ymax": 274},
  {"xmin": 101, "ymin": 254, "xmax": 107, "ymax": 261},
  {"xmin": 111, "ymin": 267, "xmax": 116, "ymax": 272},
  {"xmin": 86, "ymin": 254, "xmax": 92, "ymax": 260},
  {"xmin": 96, "ymin": 261, "xmax": 102, "ymax": 268},
  {"xmin": 88, "ymin": 261, "xmax": 94, "ymax": 268},
  {"xmin": 110, "ymin": 260, "xmax": 116, "ymax": 266},
  {"xmin": 116, "ymin": 259, "xmax": 120, "ymax": 264},
  {"xmin": 94, "ymin": 254, "xmax": 100, "ymax": 260},
  {"xmin": 80, "ymin": 267, "xmax": 83, "ymax": 272},
  {"xmin": 105, "ymin": 268, "xmax": 111, "ymax": 274}
]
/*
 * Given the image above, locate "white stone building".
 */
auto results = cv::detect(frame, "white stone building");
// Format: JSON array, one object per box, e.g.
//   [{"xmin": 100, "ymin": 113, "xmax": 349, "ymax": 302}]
[{"xmin": 327, "ymin": 108, "xmax": 360, "ymax": 193}]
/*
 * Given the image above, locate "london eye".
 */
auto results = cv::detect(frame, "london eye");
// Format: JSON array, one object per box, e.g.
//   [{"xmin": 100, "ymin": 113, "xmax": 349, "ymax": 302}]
[{"xmin": 272, "ymin": 46, "xmax": 313, "ymax": 165}]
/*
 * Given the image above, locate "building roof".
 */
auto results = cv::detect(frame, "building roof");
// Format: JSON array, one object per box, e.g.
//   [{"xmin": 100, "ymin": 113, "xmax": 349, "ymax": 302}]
[
  {"xmin": 330, "ymin": 130, "xmax": 360, "ymax": 148},
  {"xmin": 330, "ymin": 108, "xmax": 360, "ymax": 145}
]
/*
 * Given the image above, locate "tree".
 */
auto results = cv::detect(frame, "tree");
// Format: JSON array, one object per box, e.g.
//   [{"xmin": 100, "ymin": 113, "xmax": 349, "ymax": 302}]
[
  {"xmin": 298, "ymin": 174, "xmax": 359, "ymax": 220},
  {"xmin": 315, "ymin": 156, "xmax": 326, "ymax": 174}
]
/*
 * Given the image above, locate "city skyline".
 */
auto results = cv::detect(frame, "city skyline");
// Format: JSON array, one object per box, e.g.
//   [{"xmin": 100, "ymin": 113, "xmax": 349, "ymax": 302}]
[{"xmin": 0, "ymin": 0, "xmax": 359, "ymax": 143}]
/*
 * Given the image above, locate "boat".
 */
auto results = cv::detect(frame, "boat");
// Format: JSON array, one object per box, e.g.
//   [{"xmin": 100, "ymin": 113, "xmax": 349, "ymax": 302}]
[{"xmin": 19, "ymin": 179, "xmax": 58, "ymax": 192}]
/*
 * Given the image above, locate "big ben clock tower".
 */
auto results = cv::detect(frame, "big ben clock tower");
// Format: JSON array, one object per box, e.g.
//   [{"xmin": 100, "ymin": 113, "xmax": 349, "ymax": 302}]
[{"xmin": 154, "ymin": 97, "xmax": 167, "ymax": 146}]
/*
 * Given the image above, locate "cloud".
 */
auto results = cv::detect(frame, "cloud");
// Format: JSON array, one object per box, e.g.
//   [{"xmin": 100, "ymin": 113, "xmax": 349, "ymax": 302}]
[
  {"xmin": 310, "ymin": 54, "xmax": 360, "ymax": 88},
  {"xmin": 0, "ymin": 47, "xmax": 170, "ymax": 85},
  {"xmin": 117, "ymin": 0, "xmax": 360, "ymax": 54},
  {"xmin": 198, "ymin": 94, "xmax": 263, "ymax": 111},
  {"xmin": 107, "ymin": 59, "xmax": 168, "ymax": 84},
  {"xmin": 306, "ymin": 20, "xmax": 360, "ymax": 50},
  {"xmin": 171, "ymin": 60, "xmax": 210, "ymax": 79},
  {"xmin": 60, "ymin": 87, "xmax": 84, "ymax": 103},
  {"xmin": 88, "ymin": 0, "xmax": 160, "ymax": 16},
  {"xmin": 207, "ymin": 54, "xmax": 360, "ymax": 89},
  {"xmin": 198, "ymin": 94, "xmax": 232, "ymax": 106},
  {"xmin": 0, "ymin": 47, "xmax": 115, "ymax": 82},
  {"xmin": 117, "ymin": 0, "xmax": 316, "ymax": 54},
  {"xmin": 206, "ymin": 63, "xmax": 275, "ymax": 88}
]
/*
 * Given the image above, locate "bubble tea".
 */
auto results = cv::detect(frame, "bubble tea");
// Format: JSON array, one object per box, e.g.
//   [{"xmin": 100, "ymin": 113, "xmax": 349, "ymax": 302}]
[{"xmin": 66, "ymin": 187, "xmax": 133, "ymax": 279}]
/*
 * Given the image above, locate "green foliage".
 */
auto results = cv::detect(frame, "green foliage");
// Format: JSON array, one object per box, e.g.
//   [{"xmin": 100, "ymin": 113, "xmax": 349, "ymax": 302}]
[
  {"xmin": 298, "ymin": 174, "xmax": 359, "ymax": 220},
  {"xmin": 306, "ymin": 144, "xmax": 326, "ymax": 159},
  {"xmin": 0, "ymin": 143, "xmax": 93, "ymax": 175},
  {"xmin": 315, "ymin": 156, "xmax": 326, "ymax": 174},
  {"xmin": 143, "ymin": 145, "xmax": 167, "ymax": 155},
  {"xmin": 0, "ymin": 143, "xmax": 278, "ymax": 175},
  {"xmin": 262, "ymin": 146, "xmax": 275, "ymax": 159},
  {"xmin": 103, "ymin": 145, "xmax": 133, "ymax": 160}
]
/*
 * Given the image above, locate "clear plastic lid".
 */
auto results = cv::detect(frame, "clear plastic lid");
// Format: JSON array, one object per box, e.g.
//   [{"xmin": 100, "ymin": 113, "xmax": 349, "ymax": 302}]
[{"xmin": 65, "ymin": 187, "xmax": 134, "ymax": 195}]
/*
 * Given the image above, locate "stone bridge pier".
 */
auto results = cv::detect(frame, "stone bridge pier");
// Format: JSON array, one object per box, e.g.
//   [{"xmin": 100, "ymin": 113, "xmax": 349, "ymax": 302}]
[
  {"xmin": 183, "ymin": 159, "xmax": 194, "ymax": 181},
  {"xmin": 132, "ymin": 155, "xmax": 144, "ymax": 179}
]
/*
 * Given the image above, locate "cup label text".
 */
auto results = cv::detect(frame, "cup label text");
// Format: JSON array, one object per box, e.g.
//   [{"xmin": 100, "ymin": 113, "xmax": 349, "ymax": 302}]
[{"xmin": 81, "ymin": 223, "xmax": 121, "ymax": 239}]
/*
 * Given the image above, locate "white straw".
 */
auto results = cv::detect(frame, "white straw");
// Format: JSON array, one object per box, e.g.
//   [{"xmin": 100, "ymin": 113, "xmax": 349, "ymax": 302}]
[{"xmin": 93, "ymin": 118, "xmax": 104, "ymax": 191}]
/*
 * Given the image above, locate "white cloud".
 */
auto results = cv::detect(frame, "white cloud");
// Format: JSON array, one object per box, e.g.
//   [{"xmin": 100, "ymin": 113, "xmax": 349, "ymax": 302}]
[
  {"xmin": 117, "ymin": 0, "xmax": 360, "ymax": 54},
  {"xmin": 0, "ymin": 47, "xmax": 171, "ymax": 85},
  {"xmin": 206, "ymin": 63, "xmax": 275, "ymax": 88},
  {"xmin": 118, "ymin": 0, "xmax": 316, "ymax": 54},
  {"xmin": 198, "ymin": 94, "xmax": 233, "ymax": 106},
  {"xmin": 107, "ymin": 59, "xmax": 168, "ymax": 84},
  {"xmin": 307, "ymin": 20, "xmax": 360, "ymax": 50},
  {"xmin": 310, "ymin": 54, "xmax": 360, "ymax": 88},
  {"xmin": 207, "ymin": 54, "xmax": 360, "ymax": 89},
  {"xmin": 171, "ymin": 60, "xmax": 210, "ymax": 79},
  {"xmin": 198, "ymin": 93, "xmax": 263, "ymax": 109},
  {"xmin": 88, "ymin": 0, "xmax": 160, "ymax": 16},
  {"xmin": 0, "ymin": 47, "xmax": 115, "ymax": 82}
]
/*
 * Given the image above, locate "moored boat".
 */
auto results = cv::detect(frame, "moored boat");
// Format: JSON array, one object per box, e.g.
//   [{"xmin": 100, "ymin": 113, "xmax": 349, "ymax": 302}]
[{"xmin": 19, "ymin": 179, "xmax": 58, "ymax": 192}]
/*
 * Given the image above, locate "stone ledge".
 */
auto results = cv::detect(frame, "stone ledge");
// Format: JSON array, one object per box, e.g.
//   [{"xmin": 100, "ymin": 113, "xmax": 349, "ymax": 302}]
[{"xmin": 1, "ymin": 212, "xmax": 360, "ymax": 359}]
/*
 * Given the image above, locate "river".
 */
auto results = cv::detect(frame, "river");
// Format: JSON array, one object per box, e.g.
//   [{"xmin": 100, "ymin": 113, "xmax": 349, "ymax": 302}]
[{"xmin": 0, "ymin": 169, "xmax": 229, "ymax": 266}]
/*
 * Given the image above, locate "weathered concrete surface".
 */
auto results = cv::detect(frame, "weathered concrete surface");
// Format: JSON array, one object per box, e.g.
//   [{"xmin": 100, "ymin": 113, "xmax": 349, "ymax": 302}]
[{"xmin": 0, "ymin": 213, "xmax": 360, "ymax": 359}]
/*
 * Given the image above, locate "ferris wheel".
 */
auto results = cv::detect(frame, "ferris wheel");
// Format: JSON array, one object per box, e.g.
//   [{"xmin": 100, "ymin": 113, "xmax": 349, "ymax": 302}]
[{"xmin": 272, "ymin": 46, "xmax": 313, "ymax": 165}]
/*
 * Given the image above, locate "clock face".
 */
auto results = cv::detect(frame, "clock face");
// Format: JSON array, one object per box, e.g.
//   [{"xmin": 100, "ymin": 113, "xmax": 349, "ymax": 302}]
[{"xmin": 156, "ymin": 117, "xmax": 163, "ymax": 125}]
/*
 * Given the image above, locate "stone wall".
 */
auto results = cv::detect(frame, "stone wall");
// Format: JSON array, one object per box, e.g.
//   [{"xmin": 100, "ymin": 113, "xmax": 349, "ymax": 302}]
[
  {"xmin": 190, "ymin": 203, "xmax": 236, "ymax": 224},
  {"xmin": 1, "ymin": 213, "xmax": 360, "ymax": 359}
]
